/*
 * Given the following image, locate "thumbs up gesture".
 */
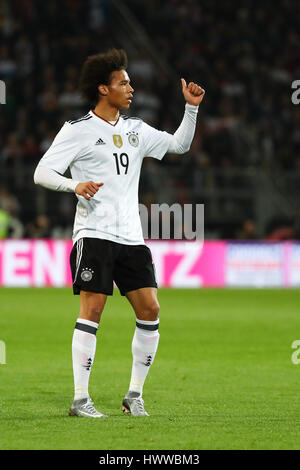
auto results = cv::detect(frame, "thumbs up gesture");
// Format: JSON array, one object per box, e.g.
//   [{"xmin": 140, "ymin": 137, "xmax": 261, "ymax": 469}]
[{"xmin": 181, "ymin": 78, "xmax": 205, "ymax": 106}]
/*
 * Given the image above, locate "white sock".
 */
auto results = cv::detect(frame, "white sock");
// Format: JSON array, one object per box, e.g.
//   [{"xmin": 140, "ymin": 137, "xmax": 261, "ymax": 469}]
[
  {"xmin": 72, "ymin": 318, "xmax": 99, "ymax": 401},
  {"xmin": 128, "ymin": 319, "xmax": 160, "ymax": 397}
]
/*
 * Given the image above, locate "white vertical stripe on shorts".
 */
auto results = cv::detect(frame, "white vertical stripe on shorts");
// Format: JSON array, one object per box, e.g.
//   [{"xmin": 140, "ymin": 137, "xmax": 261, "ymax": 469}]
[{"xmin": 73, "ymin": 238, "xmax": 83, "ymax": 284}]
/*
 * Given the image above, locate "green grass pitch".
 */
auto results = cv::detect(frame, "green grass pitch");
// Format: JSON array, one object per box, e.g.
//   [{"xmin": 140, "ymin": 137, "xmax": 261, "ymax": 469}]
[{"xmin": 0, "ymin": 287, "xmax": 300, "ymax": 450}]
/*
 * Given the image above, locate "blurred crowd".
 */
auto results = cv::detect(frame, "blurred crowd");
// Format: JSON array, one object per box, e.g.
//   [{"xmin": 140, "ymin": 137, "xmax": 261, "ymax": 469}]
[{"xmin": 0, "ymin": 0, "xmax": 299, "ymax": 239}]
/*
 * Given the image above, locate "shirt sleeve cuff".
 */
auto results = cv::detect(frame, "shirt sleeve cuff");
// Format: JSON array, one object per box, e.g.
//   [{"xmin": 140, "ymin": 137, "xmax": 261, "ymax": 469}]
[
  {"xmin": 69, "ymin": 179, "xmax": 80, "ymax": 192},
  {"xmin": 185, "ymin": 103, "xmax": 199, "ymax": 113}
]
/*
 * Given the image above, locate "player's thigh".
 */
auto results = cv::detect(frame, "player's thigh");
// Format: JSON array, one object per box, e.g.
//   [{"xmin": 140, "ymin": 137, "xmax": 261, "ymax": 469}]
[
  {"xmin": 114, "ymin": 244, "xmax": 157, "ymax": 297},
  {"xmin": 70, "ymin": 238, "xmax": 115, "ymax": 296},
  {"xmin": 79, "ymin": 291, "xmax": 108, "ymax": 323},
  {"xmin": 126, "ymin": 287, "xmax": 160, "ymax": 321}
]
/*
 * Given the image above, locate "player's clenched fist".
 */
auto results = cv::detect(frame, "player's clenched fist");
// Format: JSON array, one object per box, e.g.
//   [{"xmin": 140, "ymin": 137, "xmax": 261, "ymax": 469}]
[
  {"xmin": 75, "ymin": 181, "xmax": 104, "ymax": 200},
  {"xmin": 181, "ymin": 78, "xmax": 205, "ymax": 106}
]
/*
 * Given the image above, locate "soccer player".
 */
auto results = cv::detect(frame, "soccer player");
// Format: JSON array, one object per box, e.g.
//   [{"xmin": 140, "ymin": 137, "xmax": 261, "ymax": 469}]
[{"xmin": 34, "ymin": 49, "xmax": 205, "ymax": 418}]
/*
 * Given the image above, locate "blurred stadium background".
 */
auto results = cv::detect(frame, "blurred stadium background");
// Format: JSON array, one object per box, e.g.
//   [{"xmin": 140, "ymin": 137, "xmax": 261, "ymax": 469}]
[{"xmin": 0, "ymin": 0, "xmax": 299, "ymax": 288}]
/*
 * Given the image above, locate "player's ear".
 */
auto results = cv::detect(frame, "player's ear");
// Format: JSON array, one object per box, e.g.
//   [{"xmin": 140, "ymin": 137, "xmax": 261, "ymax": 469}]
[{"xmin": 98, "ymin": 84, "xmax": 108, "ymax": 96}]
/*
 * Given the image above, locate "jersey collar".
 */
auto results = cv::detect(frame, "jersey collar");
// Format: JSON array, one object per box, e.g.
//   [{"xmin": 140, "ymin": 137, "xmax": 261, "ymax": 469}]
[{"xmin": 90, "ymin": 109, "xmax": 120, "ymax": 126}]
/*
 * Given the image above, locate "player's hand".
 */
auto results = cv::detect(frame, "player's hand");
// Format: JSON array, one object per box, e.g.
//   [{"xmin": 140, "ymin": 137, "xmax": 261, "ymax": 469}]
[
  {"xmin": 75, "ymin": 181, "xmax": 104, "ymax": 200},
  {"xmin": 181, "ymin": 78, "xmax": 205, "ymax": 106}
]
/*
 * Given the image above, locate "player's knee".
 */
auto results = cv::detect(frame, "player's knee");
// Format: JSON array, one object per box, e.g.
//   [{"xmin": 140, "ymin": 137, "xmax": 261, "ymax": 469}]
[
  {"xmin": 141, "ymin": 300, "xmax": 160, "ymax": 321},
  {"xmin": 81, "ymin": 305, "xmax": 104, "ymax": 323},
  {"xmin": 79, "ymin": 291, "xmax": 106, "ymax": 323}
]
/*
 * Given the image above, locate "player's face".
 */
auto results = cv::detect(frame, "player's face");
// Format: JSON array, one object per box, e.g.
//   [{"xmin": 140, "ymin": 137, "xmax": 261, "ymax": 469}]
[{"xmin": 106, "ymin": 70, "xmax": 134, "ymax": 109}]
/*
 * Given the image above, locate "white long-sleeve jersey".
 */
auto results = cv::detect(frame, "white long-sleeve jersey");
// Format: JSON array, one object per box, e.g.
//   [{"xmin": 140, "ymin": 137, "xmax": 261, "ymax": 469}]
[{"xmin": 34, "ymin": 103, "xmax": 198, "ymax": 245}]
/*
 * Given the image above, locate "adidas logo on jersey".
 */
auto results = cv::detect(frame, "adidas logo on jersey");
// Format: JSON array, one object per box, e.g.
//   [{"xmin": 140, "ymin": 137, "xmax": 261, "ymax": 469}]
[{"xmin": 95, "ymin": 137, "xmax": 106, "ymax": 145}]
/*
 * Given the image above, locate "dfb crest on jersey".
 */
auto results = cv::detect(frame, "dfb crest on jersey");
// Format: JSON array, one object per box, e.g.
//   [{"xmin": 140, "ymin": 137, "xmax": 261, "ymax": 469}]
[
  {"xmin": 113, "ymin": 134, "xmax": 123, "ymax": 148},
  {"xmin": 127, "ymin": 131, "xmax": 139, "ymax": 147}
]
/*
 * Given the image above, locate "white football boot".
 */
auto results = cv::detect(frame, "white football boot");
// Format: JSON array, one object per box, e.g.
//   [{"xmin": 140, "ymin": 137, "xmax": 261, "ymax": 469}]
[
  {"xmin": 122, "ymin": 392, "xmax": 150, "ymax": 416},
  {"xmin": 69, "ymin": 397, "xmax": 108, "ymax": 418}
]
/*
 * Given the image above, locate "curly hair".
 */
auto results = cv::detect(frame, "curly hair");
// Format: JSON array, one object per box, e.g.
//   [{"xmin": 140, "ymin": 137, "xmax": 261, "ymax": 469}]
[{"xmin": 79, "ymin": 48, "xmax": 128, "ymax": 106}]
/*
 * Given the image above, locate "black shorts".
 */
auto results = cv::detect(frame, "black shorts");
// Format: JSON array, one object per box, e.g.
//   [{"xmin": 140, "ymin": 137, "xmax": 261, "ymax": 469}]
[{"xmin": 70, "ymin": 238, "xmax": 157, "ymax": 296}]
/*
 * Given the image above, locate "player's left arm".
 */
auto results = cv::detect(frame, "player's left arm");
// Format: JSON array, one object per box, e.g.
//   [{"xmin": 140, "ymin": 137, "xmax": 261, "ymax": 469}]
[{"xmin": 167, "ymin": 78, "xmax": 205, "ymax": 154}]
